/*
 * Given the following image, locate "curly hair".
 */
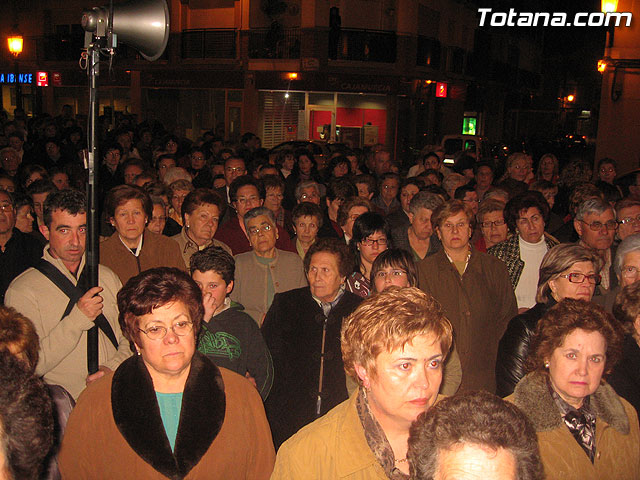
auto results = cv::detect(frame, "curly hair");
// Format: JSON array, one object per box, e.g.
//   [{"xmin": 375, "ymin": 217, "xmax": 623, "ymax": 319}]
[
  {"xmin": 527, "ymin": 298, "xmax": 623, "ymax": 375},
  {"xmin": 613, "ymin": 282, "xmax": 640, "ymax": 339},
  {"xmin": 0, "ymin": 350, "xmax": 53, "ymax": 480},
  {"xmin": 180, "ymin": 188, "xmax": 226, "ymax": 224},
  {"xmin": 408, "ymin": 390, "xmax": 543, "ymax": 480},
  {"xmin": 431, "ymin": 199, "xmax": 475, "ymax": 230},
  {"xmin": 504, "ymin": 190, "xmax": 550, "ymax": 233},
  {"xmin": 0, "ymin": 306, "xmax": 39, "ymax": 375},
  {"xmin": 189, "ymin": 246, "xmax": 235, "ymax": 285},
  {"xmin": 291, "ymin": 202, "xmax": 323, "ymax": 228},
  {"xmin": 43, "ymin": 188, "xmax": 86, "ymax": 227},
  {"xmin": 341, "ymin": 286, "xmax": 452, "ymax": 385},
  {"xmin": 117, "ymin": 267, "xmax": 204, "ymax": 351}
]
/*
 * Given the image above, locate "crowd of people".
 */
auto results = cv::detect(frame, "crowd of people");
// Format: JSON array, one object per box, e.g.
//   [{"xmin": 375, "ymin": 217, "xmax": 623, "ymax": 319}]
[{"xmin": 0, "ymin": 107, "xmax": 639, "ymax": 479}]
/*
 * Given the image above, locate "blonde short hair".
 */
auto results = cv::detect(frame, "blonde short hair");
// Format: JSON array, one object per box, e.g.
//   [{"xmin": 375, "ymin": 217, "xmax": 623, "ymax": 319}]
[
  {"xmin": 431, "ymin": 200, "xmax": 475, "ymax": 230},
  {"xmin": 341, "ymin": 287, "xmax": 453, "ymax": 385}
]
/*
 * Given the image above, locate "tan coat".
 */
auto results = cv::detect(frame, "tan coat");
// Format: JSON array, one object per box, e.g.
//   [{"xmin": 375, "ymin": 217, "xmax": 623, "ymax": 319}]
[
  {"xmin": 271, "ymin": 391, "xmax": 443, "ymax": 479},
  {"xmin": 100, "ymin": 230, "xmax": 186, "ymax": 285},
  {"xmin": 507, "ymin": 371, "xmax": 640, "ymax": 480},
  {"xmin": 60, "ymin": 353, "xmax": 275, "ymax": 479},
  {"xmin": 417, "ymin": 248, "xmax": 517, "ymax": 392}
]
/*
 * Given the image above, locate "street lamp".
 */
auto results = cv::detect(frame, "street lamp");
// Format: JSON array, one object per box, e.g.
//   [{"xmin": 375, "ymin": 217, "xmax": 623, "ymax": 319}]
[{"xmin": 7, "ymin": 26, "xmax": 23, "ymax": 112}]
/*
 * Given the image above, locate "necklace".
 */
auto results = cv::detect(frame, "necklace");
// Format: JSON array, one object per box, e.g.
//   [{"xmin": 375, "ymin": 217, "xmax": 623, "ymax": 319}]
[{"xmin": 395, "ymin": 457, "xmax": 408, "ymax": 464}]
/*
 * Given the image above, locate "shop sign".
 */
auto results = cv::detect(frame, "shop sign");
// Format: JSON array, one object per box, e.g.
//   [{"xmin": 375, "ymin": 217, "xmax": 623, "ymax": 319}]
[
  {"xmin": 0, "ymin": 72, "xmax": 33, "ymax": 84},
  {"xmin": 327, "ymin": 75, "xmax": 393, "ymax": 94},
  {"xmin": 52, "ymin": 72, "xmax": 62, "ymax": 86},
  {"xmin": 37, "ymin": 72, "xmax": 49, "ymax": 87},
  {"xmin": 436, "ymin": 82, "xmax": 447, "ymax": 98},
  {"xmin": 302, "ymin": 58, "xmax": 320, "ymax": 71}
]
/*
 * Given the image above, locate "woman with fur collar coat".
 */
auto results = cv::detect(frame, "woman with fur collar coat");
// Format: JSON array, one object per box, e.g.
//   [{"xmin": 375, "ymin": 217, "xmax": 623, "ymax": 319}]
[{"xmin": 506, "ymin": 299, "xmax": 640, "ymax": 480}]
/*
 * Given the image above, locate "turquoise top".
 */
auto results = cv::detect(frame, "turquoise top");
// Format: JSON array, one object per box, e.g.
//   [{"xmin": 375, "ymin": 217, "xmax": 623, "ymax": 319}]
[{"xmin": 156, "ymin": 392, "xmax": 184, "ymax": 452}]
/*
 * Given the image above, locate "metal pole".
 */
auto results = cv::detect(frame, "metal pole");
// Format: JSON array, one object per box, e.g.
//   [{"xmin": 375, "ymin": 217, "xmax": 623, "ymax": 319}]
[
  {"xmin": 86, "ymin": 43, "xmax": 100, "ymax": 375},
  {"xmin": 14, "ymin": 58, "xmax": 22, "ymax": 111}
]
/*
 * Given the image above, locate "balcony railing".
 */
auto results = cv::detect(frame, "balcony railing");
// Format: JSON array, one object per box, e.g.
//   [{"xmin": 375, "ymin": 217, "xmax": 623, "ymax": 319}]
[
  {"xmin": 182, "ymin": 29, "xmax": 237, "ymax": 59},
  {"xmin": 248, "ymin": 27, "xmax": 300, "ymax": 59},
  {"xmin": 331, "ymin": 28, "xmax": 396, "ymax": 63}
]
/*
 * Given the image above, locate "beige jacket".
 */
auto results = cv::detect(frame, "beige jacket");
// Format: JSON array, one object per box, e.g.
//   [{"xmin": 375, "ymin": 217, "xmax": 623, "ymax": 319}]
[
  {"xmin": 231, "ymin": 249, "xmax": 307, "ymax": 325},
  {"xmin": 507, "ymin": 371, "xmax": 640, "ymax": 480},
  {"xmin": 171, "ymin": 227, "xmax": 232, "ymax": 268},
  {"xmin": 5, "ymin": 247, "xmax": 131, "ymax": 399}
]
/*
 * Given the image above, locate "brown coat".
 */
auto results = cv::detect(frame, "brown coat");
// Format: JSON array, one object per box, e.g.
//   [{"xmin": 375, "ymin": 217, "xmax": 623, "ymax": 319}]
[
  {"xmin": 417, "ymin": 248, "xmax": 517, "ymax": 393},
  {"xmin": 100, "ymin": 230, "xmax": 186, "ymax": 285},
  {"xmin": 507, "ymin": 371, "xmax": 640, "ymax": 480},
  {"xmin": 59, "ymin": 353, "xmax": 275, "ymax": 479}
]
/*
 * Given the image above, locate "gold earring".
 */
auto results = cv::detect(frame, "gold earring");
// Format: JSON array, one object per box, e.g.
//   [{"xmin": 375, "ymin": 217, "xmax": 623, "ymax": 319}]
[{"xmin": 544, "ymin": 361, "xmax": 549, "ymax": 368}]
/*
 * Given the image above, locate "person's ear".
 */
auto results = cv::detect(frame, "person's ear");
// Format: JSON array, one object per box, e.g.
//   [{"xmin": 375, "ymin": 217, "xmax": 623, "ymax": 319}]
[
  {"xmin": 574, "ymin": 218, "xmax": 583, "ymax": 237},
  {"xmin": 354, "ymin": 363, "xmax": 371, "ymax": 389},
  {"xmin": 225, "ymin": 280, "xmax": 234, "ymax": 296},
  {"xmin": 548, "ymin": 278, "xmax": 558, "ymax": 296},
  {"xmin": 408, "ymin": 212, "xmax": 415, "ymax": 224},
  {"xmin": 435, "ymin": 226, "xmax": 443, "ymax": 242},
  {"xmin": 39, "ymin": 224, "xmax": 50, "ymax": 241}
]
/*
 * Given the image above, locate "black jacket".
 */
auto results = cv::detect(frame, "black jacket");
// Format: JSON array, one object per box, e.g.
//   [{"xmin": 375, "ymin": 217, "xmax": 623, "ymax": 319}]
[
  {"xmin": 495, "ymin": 300, "xmax": 554, "ymax": 397},
  {"xmin": 609, "ymin": 335, "xmax": 640, "ymax": 425},
  {"xmin": 261, "ymin": 287, "xmax": 362, "ymax": 448}
]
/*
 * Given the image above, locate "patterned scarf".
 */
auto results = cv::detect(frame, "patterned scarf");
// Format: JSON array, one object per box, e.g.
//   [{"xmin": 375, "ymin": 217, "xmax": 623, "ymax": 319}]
[
  {"xmin": 356, "ymin": 389, "xmax": 409, "ymax": 480},
  {"xmin": 549, "ymin": 380, "xmax": 597, "ymax": 462}
]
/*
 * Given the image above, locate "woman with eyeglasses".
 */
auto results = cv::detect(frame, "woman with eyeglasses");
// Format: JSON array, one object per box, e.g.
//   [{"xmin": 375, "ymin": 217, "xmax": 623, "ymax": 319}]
[
  {"xmin": 231, "ymin": 206, "xmax": 307, "ymax": 325},
  {"xmin": 475, "ymin": 198, "xmax": 509, "ymax": 251},
  {"xmin": 60, "ymin": 267, "xmax": 276, "ymax": 479},
  {"xmin": 346, "ymin": 212, "xmax": 391, "ymax": 298},
  {"xmin": 418, "ymin": 200, "xmax": 517, "ymax": 393},
  {"xmin": 496, "ymin": 244, "xmax": 601, "ymax": 397},
  {"xmin": 370, "ymin": 249, "xmax": 462, "ymax": 396}
]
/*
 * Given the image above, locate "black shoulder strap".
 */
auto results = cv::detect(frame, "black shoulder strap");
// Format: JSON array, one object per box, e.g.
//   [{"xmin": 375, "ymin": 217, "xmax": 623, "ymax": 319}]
[{"xmin": 33, "ymin": 260, "xmax": 118, "ymax": 349}]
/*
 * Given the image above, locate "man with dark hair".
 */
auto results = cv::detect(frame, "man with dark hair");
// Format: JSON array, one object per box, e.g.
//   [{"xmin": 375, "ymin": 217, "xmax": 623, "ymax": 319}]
[
  {"xmin": 190, "ymin": 246, "xmax": 273, "ymax": 400},
  {"xmin": 0, "ymin": 190, "xmax": 43, "ymax": 303},
  {"xmin": 0, "ymin": 351, "xmax": 54, "ymax": 480},
  {"xmin": 408, "ymin": 390, "xmax": 544, "ymax": 480},
  {"xmin": 214, "ymin": 176, "xmax": 294, "ymax": 255},
  {"xmin": 5, "ymin": 189, "xmax": 130, "ymax": 399}
]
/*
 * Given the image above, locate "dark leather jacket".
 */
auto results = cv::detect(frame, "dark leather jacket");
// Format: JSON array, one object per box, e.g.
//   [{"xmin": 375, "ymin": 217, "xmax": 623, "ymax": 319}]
[{"xmin": 495, "ymin": 299, "xmax": 555, "ymax": 397}]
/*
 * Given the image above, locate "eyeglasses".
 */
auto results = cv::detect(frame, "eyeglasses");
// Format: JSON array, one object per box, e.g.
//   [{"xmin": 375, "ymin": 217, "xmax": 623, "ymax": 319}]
[
  {"xmin": 441, "ymin": 221, "xmax": 469, "ymax": 231},
  {"xmin": 621, "ymin": 266, "xmax": 640, "ymax": 278},
  {"xmin": 558, "ymin": 273, "xmax": 602, "ymax": 285},
  {"xmin": 581, "ymin": 220, "xmax": 617, "ymax": 231},
  {"xmin": 481, "ymin": 219, "xmax": 505, "ymax": 229},
  {"xmin": 225, "ymin": 167, "xmax": 245, "ymax": 174},
  {"xmin": 374, "ymin": 269, "xmax": 406, "ymax": 279},
  {"xmin": 360, "ymin": 237, "xmax": 388, "ymax": 247},
  {"xmin": 300, "ymin": 193, "xmax": 319, "ymax": 201},
  {"xmin": 618, "ymin": 215, "xmax": 640, "ymax": 226},
  {"xmin": 138, "ymin": 321, "xmax": 193, "ymax": 340},
  {"xmin": 0, "ymin": 202, "xmax": 13, "ymax": 212},
  {"xmin": 248, "ymin": 224, "xmax": 273, "ymax": 236}
]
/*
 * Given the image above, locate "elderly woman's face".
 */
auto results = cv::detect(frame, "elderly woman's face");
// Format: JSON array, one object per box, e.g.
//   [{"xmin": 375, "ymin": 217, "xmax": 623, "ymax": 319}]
[
  {"xmin": 247, "ymin": 214, "xmax": 278, "ymax": 257},
  {"xmin": 135, "ymin": 301, "xmax": 196, "ymax": 381},
  {"xmin": 436, "ymin": 211, "xmax": 471, "ymax": 251},
  {"xmin": 409, "ymin": 208, "xmax": 433, "ymax": 241},
  {"xmin": 295, "ymin": 215, "xmax": 319, "ymax": 245},
  {"xmin": 357, "ymin": 333, "xmax": 443, "ymax": 432},
  {"xmin": 480, "ymin": 210, "xmax": 508, "ymax": 248},
  {"xmin": 112, "ymin": 199, "xmax": 147, "ymax": 246},
  {"xmin": 307, "ymin": 251, "xmax": 345, "ymax": 302},
  {"xmin": 549, "ymin": 261, "xmax": 596, "ymax": 301},
  {"xmin": 171, "ymin": 189, "xmax": 190, "ymax": 215},
  {"xmin": 619, "ymin": 251, "xmax": 640, "ymax": 287},
  {"xmin": 185, "ymin": 203, "xmax": 220, "ymax": 245},
  {"xmin": 547, "ymin": 328, "xmax": 606, "ymax": 409}
]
